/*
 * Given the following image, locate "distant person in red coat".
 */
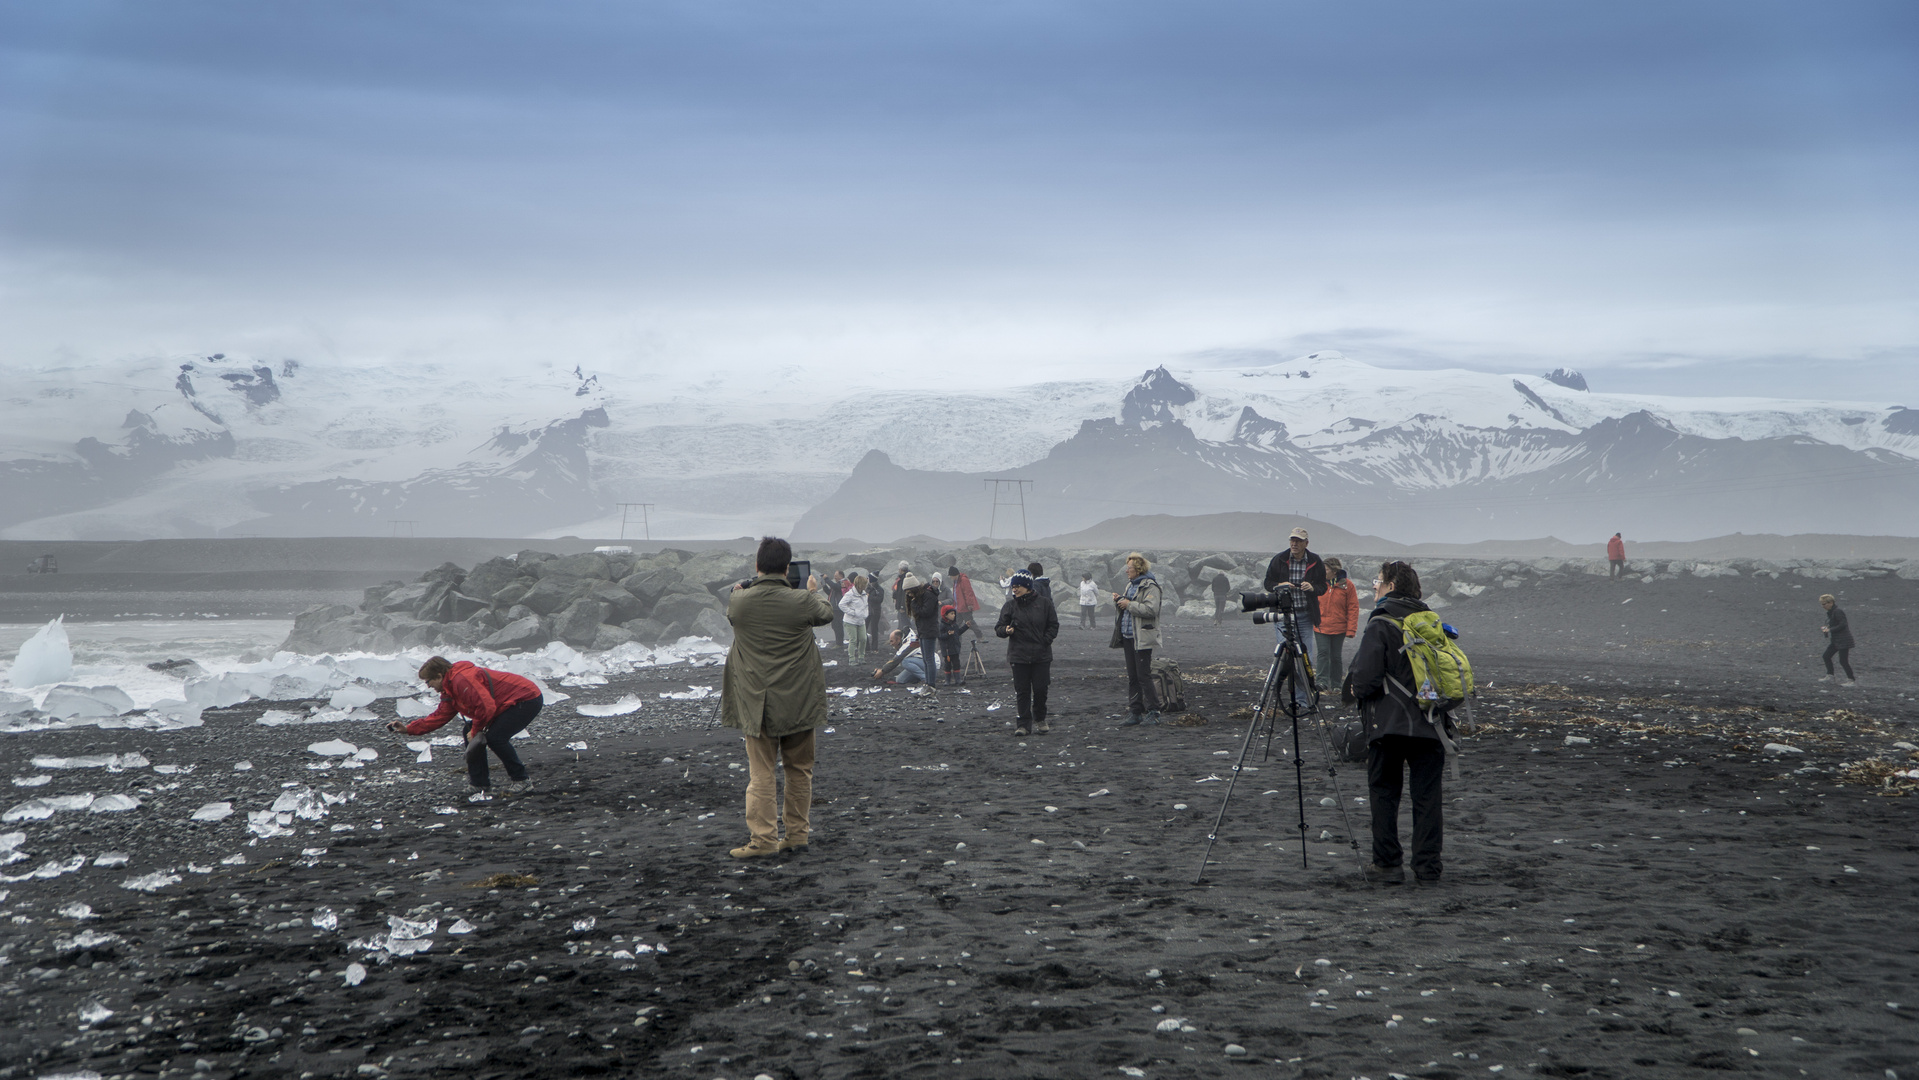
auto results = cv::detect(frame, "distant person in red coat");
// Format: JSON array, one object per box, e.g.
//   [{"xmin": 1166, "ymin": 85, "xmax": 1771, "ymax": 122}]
[
  {"xmin": 948, "ymin": 565, "xmax": 981, "ymax": 632},
  {"xmin": 387, "ymin": 656, "xmax": 543, "ymax": 797},
  {"xmin": 1606, "ymin": 533, "xmax": 1626, "ymax": 580}
]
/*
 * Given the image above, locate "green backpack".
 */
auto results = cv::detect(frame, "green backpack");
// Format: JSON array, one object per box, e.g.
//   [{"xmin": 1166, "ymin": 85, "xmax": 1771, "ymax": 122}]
[{"xmin": 1382, "ymin": 609, "xmax": 1474, "ymax": 712}]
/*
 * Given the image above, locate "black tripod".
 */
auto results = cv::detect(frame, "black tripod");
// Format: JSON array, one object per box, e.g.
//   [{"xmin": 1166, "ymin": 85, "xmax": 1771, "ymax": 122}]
[{"xmin": 1195, "ymin": 609, "xmax": 1364, "ymax": 884}]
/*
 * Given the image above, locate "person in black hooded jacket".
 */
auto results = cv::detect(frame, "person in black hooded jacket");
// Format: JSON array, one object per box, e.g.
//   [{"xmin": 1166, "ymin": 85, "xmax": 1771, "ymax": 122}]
[
  {"xmin": 1346, "ymin": 560, "xmax": 1447, "ymax": 885},
  {"xmin": 995, "ymin": 570, "xmax": 1059, "ymax": 736}
]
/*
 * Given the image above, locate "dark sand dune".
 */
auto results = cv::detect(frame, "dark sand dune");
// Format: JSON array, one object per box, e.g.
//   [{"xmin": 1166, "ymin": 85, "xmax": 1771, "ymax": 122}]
[{"xmin": 3, "ymin": 572, "xmax": 1915, "ymax": 1078}]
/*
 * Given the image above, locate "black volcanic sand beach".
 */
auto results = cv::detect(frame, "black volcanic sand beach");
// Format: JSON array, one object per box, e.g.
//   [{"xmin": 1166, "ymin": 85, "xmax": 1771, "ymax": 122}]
[{"xmin": 5, "ymin": 573, "xmax": 1918, "ymax": 1080}]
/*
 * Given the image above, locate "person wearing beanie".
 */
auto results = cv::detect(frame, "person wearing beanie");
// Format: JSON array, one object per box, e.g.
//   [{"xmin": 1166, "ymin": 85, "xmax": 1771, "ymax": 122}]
[{"xmin": 996, "ymin": 571, "xmax": 1059, "ymax": 735}]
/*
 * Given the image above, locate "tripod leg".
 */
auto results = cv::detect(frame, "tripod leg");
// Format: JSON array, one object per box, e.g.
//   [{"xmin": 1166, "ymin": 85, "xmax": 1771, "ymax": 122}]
[
  {"xmin": 1287, "ymin": 651, "xmax": 1309, "ymax": 868},
  {"xmin": 1194, "ymin": 649, "xmax": 1286, "ymax": 885}
]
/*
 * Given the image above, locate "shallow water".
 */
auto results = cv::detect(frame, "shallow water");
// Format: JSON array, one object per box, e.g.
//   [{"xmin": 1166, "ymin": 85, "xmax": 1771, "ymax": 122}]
[{"xmin": 0, "ymin": 619, "xmax": 292, "ymax": 704}]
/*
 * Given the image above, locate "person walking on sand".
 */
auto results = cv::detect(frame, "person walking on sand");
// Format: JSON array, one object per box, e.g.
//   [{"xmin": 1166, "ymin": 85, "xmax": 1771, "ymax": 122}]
[
  {"xmin": 949, "ymin": 564, "xmax": 981, "ymax": 633},
  {"xmin": 1113, "ymin": 552, "xmax": 1165, "ymax": 727},
  {"xmin": 1210, "ymin": 570, "xmax": 1231, "ymax": 625},
  {"xmin": 1077, "ymin": 572, "xmax": 1100, "ymax": 629},
  {"xmin": 720, "ymin": 536, "xmax": 835, "ymax": 858},
  {"xmin": 388, "ymin": 656, "xmax": 543, "ymax": 800},
  {"xmin": 1607, "ymin": 533, "xmax": 1626, "ymax": 580},
  {"xmin": 840, "ymin": 573, "xmax": 871, "ymax": 664},
  {"xmin": 1315, "ymin": 557, "xmax": 1360, "ymax": 698},
  {"xmin": 996, "ymin": 570, "xmax": 1059, "ymax": 736},
  {"xmin": 864, "ymin": 572, "xmax": 887, "ymax": 642},
  {"xmin": 1819, "ymin": 593, "xmax": 1856, "ymax": 685},
  {"xmin": 1348, "ymin": 561, "xmax": 1451, "ymax": 885}
]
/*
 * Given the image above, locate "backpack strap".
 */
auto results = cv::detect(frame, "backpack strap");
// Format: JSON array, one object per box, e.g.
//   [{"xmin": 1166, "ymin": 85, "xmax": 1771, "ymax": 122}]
[{"xmin": 1384, "ymin": 672, "xmax": 1463, "ymax": 781}]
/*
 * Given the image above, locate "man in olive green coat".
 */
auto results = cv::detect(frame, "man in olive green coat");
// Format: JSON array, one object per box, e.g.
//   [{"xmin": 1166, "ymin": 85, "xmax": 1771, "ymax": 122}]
[{"xmin": 721, "ymin": 537, "xmax": 835, "ymax": 858}]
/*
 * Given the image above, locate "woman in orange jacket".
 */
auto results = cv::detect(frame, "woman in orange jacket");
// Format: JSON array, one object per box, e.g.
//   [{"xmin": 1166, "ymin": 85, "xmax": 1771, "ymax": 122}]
[{"xmin": 1314, "ymin": 557, "xmax": 1361, "ymax": 695}]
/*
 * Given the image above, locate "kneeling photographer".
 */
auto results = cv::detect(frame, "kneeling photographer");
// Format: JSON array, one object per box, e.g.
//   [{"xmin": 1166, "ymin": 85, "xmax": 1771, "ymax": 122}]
[{"xmin": 1347, "ymin": 560, "xmax": 1447, "ymax": 886}]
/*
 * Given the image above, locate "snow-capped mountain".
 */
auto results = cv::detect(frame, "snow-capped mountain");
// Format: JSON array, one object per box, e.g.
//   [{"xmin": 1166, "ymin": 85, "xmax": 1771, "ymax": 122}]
[{"xmin": 3, "ymin": 350, "xmax": 1916, "ymax": 542}]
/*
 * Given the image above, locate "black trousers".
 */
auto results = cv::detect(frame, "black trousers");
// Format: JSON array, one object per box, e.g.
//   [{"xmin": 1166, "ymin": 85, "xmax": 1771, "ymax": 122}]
[
  {"xmin": 915, "ymin": 624, "xmax": 940, "ymax": 682},
  {"xmin": 1823, "ymin": 644, "xmax": 1854, "ymax": 679},
  {"xmin": 1121, "ymin": 637, "xmax": 1160, "ymax": 714},
  {"xmin": 1011, "ymin": 660, "xmax": 1050, "ymax": 724},
  {"xmin": 1367, "ymin": 734, "xmax": 1444, "ymax": 879},
  {"xmin": 464, "ymin": 696, "xmax": 542, "ymax": 788}
]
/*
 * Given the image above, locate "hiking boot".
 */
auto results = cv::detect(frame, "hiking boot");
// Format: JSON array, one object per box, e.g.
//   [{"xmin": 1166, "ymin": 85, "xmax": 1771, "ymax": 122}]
[
  {"xmin": 1364, "ymin": 862, "xmax": 1405, "ymax": 885},
  {"xmin": 1143, "ymin": 710, "xmax": 1162, "ymax": 726},
  {"xmin": 498, "ymin": 777, "xmax": 534, "ymax": 798},
  {"xmin": 729, "ymin": 840, "xmax": 780, "ymax": 859},
  {"xmin": 1037, "ymin": 719, "xmax": 1050, "ymax": 734},
  {"xmin": 1415, "ymin": 874, "xmax": 1443, "ymax": 886},
  {"xmin": 1119, "ymin": 713, "xmax": 1144, "ymax": 727},
  {"xmin": 1013, "ymin": 725, "xmax": 1029, "ymax": 737},
  {"xmin": 777, "ymin": 835, "xmax": 809, "ymax": 853}
]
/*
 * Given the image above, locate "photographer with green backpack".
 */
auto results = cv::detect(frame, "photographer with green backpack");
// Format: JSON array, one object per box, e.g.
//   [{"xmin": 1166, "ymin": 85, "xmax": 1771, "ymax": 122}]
[{"xmin": 1348, "ymin": 560, "xmax": 1472, "ymax": 886}]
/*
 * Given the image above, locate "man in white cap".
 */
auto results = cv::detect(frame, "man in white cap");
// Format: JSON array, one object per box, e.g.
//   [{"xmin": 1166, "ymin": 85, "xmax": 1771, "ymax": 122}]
[{"xmin": 1262, "ymin": 526, "xmax": 1329, "ymax": 711}]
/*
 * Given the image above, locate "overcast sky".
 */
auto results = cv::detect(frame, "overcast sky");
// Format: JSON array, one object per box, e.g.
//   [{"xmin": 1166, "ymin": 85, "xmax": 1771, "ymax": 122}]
[{"xmin": 2, "ymin": 1, "xmax": 1914, "ymax": 402}]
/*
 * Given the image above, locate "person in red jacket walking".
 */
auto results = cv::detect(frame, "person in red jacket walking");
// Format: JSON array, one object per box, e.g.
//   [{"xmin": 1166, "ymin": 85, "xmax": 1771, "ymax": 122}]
[
  {"xmin": 948, "ymin": 565, "xmax": 981, "ymax": 633},
  {"xmin": 1315, "ymin": 557, "xmax": 1361, "ymax": 697},
  {"xmin": 386, "ymin": 656, "xmax": 544, "ymax": 797},
  {"xmin": 1606, "ymin": 533, "xmax": 1626, "ymax": 580}
]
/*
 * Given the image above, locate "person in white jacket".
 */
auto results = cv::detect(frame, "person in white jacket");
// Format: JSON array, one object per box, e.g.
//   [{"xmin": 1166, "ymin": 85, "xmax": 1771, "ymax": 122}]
[
  {"xmin": 1076, "ymin": 572, "xmax": 1100, "ymax": 629},
  {"xmin": 840, "ymin": 574, "xmax": 871, "ymax": 663}
]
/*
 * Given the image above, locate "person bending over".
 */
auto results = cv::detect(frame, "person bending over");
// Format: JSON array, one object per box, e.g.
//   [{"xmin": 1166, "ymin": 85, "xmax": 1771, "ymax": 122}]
[
  {"xmin": 388, "ymin": 656, "xmax": 543, "ymax": 799},
  {"xmin": 1819, "ymin": 593, "xmax": 1856, "ymax": 684},
  {"xmin": 1347, "ymin": 560, "xmax": 1451, "ymax": 885},
  {"xmin": 720, "ymin": 536, "xmax": 835, "ymax": 858},
  {"xmin": 996, "ymin": 571, "xmax": 1059, "ymax": 735},
  {"xmin": 871, "ymin": 629, "xmax": 931, "ymax": 684}
]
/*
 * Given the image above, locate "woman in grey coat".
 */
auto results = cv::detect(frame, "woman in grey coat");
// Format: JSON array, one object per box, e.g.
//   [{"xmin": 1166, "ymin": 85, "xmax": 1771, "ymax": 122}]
[{"xmin": 1113, "ymin": 552, "xmax": 1164, "ymax": 726}]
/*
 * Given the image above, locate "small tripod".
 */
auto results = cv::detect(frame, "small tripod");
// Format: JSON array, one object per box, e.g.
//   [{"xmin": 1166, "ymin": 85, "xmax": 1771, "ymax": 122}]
[
  {"xmin": 1195, "ymin": 609, "xmax": 1364, "ymax": 884},
  {"xmin": 966, "ymin": 634, "xmax": 987, "ymax": 678}
]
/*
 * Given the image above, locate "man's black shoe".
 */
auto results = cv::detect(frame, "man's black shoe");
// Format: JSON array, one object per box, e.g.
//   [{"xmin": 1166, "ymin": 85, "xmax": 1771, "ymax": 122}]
[{"xmin": 1364, "ymin": 862, "xmax": 1405, "ymax": 885}]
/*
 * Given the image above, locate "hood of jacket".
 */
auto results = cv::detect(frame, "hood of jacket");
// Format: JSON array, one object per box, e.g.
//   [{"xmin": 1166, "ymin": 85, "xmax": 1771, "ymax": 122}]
[{"xmin": 1371, "ymin": 593, "xmax": 1430, "ymax": 621}]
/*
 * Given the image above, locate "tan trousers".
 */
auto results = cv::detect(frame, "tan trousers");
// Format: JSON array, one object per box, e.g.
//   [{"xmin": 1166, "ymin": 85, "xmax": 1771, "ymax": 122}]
[{"xmin": 742, "ymin": 729, "xmax": 815, "ymax": 845}]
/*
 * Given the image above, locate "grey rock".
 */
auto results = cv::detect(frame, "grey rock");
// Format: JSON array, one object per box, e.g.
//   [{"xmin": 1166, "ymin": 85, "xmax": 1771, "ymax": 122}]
[
  {"xmin": 412, "ymin": 580, "xmax": 455, "ymax": 621},
  {"xmin": 359, "ymin": 581, "xmax": 405, "ymax": 613},
  {"xmin": 416, "ymin": 561, "xmax": 467, "ymax": 586},
  {"xmin": 652, "ymin": 591, "xmax": 718, "ymax": 628},
  {"xmin": 447, "ymin": 592, "xmax": 490, "ymax": 622},
  {"xmin": 554, "ymin": 599, "xmax": 609, "ymax": 647},
  {"xmin": 463, "ymin": 557, "xmax": 527, "ymax": 601},
  {"xmin": 520, "ymin": 574, "xmax": 593, "ymax": 615},
  {"xmin": 380, "ymin": 582, "xmax": 432, "ymax": 613},
  {"xmin": 690, "ymin": 609, "xmax": 734, "ymax": 643},
  {"xmin": 504, "ymin": 604, "xmax": 537, "ymax": 623},
  {"xmin": 545, "ymin": 552, "xmax": 613, "ymax": 581},
  {"xmin": 620, "ymin": 617, "xmax": 670, "ymax": 643},
  {"xmin": 590, "ymin": 624, "xmax": 636, "ymax": 651},
  {"xmin": 618, "ymin": 567, "xmax": 685, "ymax": 606},
  {"xmin": 489, "ymin": 579, "xmax": 535, "ymax": 608},
  {"xmin": 478, "ymin": 616, "xmax": 547, "ymax": 652},
  {"xmin": 587, "ymin": 582, "xmax": 645, "ymax": 623},
  {"xmin": 292, "ymin": 603, "xmax": 354, "ymax": 636}
]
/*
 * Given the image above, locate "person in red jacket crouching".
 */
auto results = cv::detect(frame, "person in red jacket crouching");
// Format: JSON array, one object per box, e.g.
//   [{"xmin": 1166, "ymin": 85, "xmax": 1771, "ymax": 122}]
[{"xmin": 387, "ymin": 656, "xmax": 544, "ymax": 798}]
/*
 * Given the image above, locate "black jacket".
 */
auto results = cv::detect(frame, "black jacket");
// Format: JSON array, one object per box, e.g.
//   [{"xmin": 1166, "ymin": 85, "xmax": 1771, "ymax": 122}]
[
  {"xmin": 1826, "ymin": 606, "xmax": 1855, "ymax": 649},
  {"xmin": 994, "ymin": 593, "xmax": 1059, "ymax": 665},
  {"xmin": 1262, "ymin": 548, "xmax": 1330, "ymax": 625},
  {"xmin": 1348, "ymin": 593, "xmax": 1444, "ymax": 745},
  {"xmin": 910, "ymin": 585, "xmax": 941, "ymax": 631}
]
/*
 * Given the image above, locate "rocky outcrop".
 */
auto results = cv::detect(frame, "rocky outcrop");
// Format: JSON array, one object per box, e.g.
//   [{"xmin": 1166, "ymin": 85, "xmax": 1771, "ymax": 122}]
[{"xmin": 281, "ymin": 547, "xmax": 750, "ymax": 655}]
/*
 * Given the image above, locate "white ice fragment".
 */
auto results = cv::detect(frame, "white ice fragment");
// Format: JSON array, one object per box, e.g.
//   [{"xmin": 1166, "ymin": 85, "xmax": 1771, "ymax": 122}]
[
  {"xmin": 344, "ymin": 962, "xmax": 367, "ymax": 986},
  {"xmin": 306, "ymin": 739, "xmax": 358, "ymax": 757},
  {"xmin": 233, "ymin": 760, "xmax": 254, "ymax": 771},
  {"xmin": 120, "ymin": 871, "xmax": 182, "ymax": 892},
  {"xmin": 468, "ymin": 790, "xmax": 492, "ymax": 803},
  {"xmin": 572, "ymin": 916, "xmax": 598, "ymax": 932},
  {"xmin": 0, "ymin": 831, "xmax": 23, "ymax": 853},
  {"xmin": 658, "ymin": 685, "xmax": 716, "ymax": 700},
  {"xmin": 93, "ymin": 852, "xmax": 128, "ymax": 867},
  {"xmin": 78, "ymin": 1000, "xmax": 115, "ymax": 1025},
  {"xmin": 270, "ymin": 786, "xmax": 327, "ymax": 820},
  {"xmin": 395, "ymin": 696, "xmax": 436, "ymax": 718},
  {"xmin": 1564, "ymin": 736, "xmax": 1592, "ymax": 747},
  {"xmin": 312, "ymin": 908, "xmax": 339, "ymax": 931},
  {"xmin": 429, "ymin": 736, "xmax": 462, "ymax": 747},
  {"xmin": 1156, "ymin": 1017, "xmax": 1185, "ymax": 1032},
  {"xmin": 57, "ymin": 929, "xmax": 119, "ymax": 952},
  {"xmin": 89, "ymin": 793, "xmax": 141, "ymax": 813},
  {"xmin": 58, "ymin": 901, "xmax": 94, "ymax": 919},
  {"xmin": 1763, "ymin": 743, "xmax": 1804, "ymax": 755},
  {"xmin": 255, "ymin": 710, "xmax": 302, "ymax": 727},
  {"xmin": 219, "ymin": 853, "xmax": 246, "ymax": 865},
  {"xmin": 4, "ymin": 794, "xmax": 92, "ymax": 821},
  {"xmin": 577, "ymin": 695, "xmax": 643, "ymax": 717},
  {"xmin": 190, "ymin": 802, "xmax": 234, "ymax": 822},
  {"xmin": 40, "ymin": 685, "xmax": 138, "ymax": 719},
  {"xmin": 9, "ymin": 616, "xmax": 72, "ymax": 687},
  {"xmin": 246, "ymin": 811, "xmax": 295, "ymax": 838},
  {"xmin": 329, "ymin": 684, "xmax": 378, "ymax": 710},
  {"xmin": 353, "ymin": 747, "xmax": 379, "ymax": 762},
  {"xmin": 11, "ymin": 775, "xmax": 50, "ymax": 787},
  {"xmin": 31, "ymin": 752, "xmax": 148, "ymax": 771},
  {"xmin": 564, "ymin": 741, "xmax": 589, "ymax": 751},
  {"xmin": 448, "ymin": 918, "xmax": 475, "ymax": 934},
  {"xmin": 388, "ymin": 915, "xmax": 437, "ymax": 940}
]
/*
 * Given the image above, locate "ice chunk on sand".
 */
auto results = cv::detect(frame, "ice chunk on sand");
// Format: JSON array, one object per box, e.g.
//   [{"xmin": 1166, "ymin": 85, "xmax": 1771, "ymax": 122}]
[
  {"xmin": 658, "ymin": 685, "xmax": 715, "ymax": 700},
  {"xmin": 576, "ymin": 696, "xmax": 642, "ymax": 717},
  {"xmin": 57, "ymin": 901, "xmax": 95, "ymax": 919},
  {"xmin": 8, "ymin": 616, "xmax": 72, "ymax": 687},
  {"xmin": 344, "ymin": 962, "xmax": 368, "ymax": 985},
  {"xmin": 388, "ymin": 914, "xmax": 437, "ymax": 939},
  {"xmin": 93, "ymin": 853, "xmax": 128, "ymax": 867},
  {"xmin": 255, "ymin": 710, "xmax": 303, "ymax": 727},
  {"xmin": 1763, "ymin": 743, "xmax": 1804, "ymax": 755},
  {"xmin": 307, "ymin": 739, "xmax": 358, "ymax": 757},
  {"xmin": 247, "ymin": 811, "xmax": 295, "ymax": 838},
  {"xmin": 120, "ymin": 871, "xmax": 182, "ymax": 892},
  {"xmin": 88, "ymin": 794, "xmax": 140, "ymax": 813},
  {"xmin": 40, "ymin": 685, "xmax": 138, "ymax": 719},
  {"xmin": 79, "ymin": 1000, "xmax": 115, "ymax": 1025},
  {"xmin": 12, "ymin": 775, "xmax": 50, "ymax": 787},
  {"xmin": 190, "ymin": 802, "xmax": 234, "ymax": 822},
  {"xmin": 396, "ymin": 695, "xmax": 436, "ymax": 718},
  {"xmin": 31, "ymin": 753, "xmax": 149, "ymax": 771},
  {"xmin": 313, "ymin": 907, "xmax": 339, "ymax": 931},
  {"xmin": 271, "ymin": 787, "xmax": 328, "ymax": 820},
  {"xmin": 448, "ymin": 918, "xmax": 475, "ymax": 934},
  {"xmin": 4, "ymin": 794, "xmax": 94, "ymax": 821},
  {"xmin": 329, "ymin": 684, "xmax": 377, "ymax": 710}
]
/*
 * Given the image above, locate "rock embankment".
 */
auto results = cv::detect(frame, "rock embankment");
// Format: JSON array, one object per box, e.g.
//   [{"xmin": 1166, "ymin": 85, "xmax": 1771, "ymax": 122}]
[{"xmin": 283, "ymin": 543, "xmax": 1919, "ymax": 655}]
